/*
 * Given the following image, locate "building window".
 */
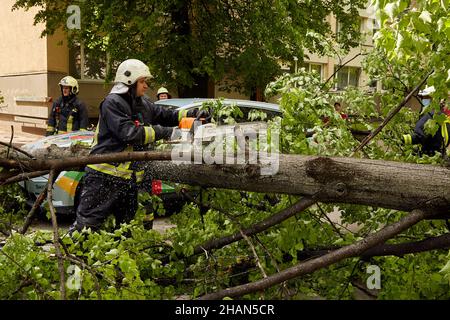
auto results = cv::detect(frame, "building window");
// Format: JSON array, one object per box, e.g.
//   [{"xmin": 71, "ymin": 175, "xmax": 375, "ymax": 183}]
[
  {"xmin": 369, "ymin": 79, "xmax": 377, "ymax": 88},
  {"xmin": 334, "ymin": 66, "xmax": 360, "ymax": 90},
  {"xmin": 335, "ymin": 18, "xmax": 362, "ymax": 44},
  {"xmin": 372, "ymin": 18, "xmax": 380, "ymax": 36},
  {"xmin": 302, "ymin": 62, "xmax": 324, "ymax": 79},
  {"xmin": 69, "ymin": 42, "xmax": 109, "ymax": 80}
]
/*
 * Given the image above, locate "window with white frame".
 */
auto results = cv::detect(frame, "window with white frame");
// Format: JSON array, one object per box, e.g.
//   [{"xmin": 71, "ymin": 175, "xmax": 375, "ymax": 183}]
[
  {"xmin": 302, "ymin": 62, "xmax": 324, "ymax": 79},
  {"xmin": 334, "ymin": 66, "xmax": 360, "ymax": 90}
]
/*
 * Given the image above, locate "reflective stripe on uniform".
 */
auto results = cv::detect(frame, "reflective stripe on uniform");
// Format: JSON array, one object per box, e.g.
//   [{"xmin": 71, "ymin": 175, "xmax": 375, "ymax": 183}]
[
  {"xmin": 116, "ymin": 145, "xmax": 134, "ymax": 172},
  {"xmin": 144, "ymin": 212, "xmax": 154, "ymax": 222},
  {"xmin": 442, "ymin": 118, "xmax": 450, "ymax": 147},
  {"xmin": 136, "ymin": 170, "xmax": 144, "ymax": 183},
  {"xmin": 46, "ymin": 126, "xmax": 55, "ymax": 132},
  {"xmin": 87, "ymin": 163, "xmax": 134, "ymax": 179},
  {"xmin": 178, "ymin": 110, "xmax": 188, "ymax": 122},
  {"xmin": 88, "ymin": 144, "xmax": 144, "ymax": 180},
  {"xmin": 403, "ymin": 134, "xmax": 412, "ymax": 145},
  {"xmin": 144, "ymin": 126, "xmax": 155, "ymax": 144},
  {"xmin": 91, "ymin": 122, "xmax": 101, "ymax": 148},
  {"xmin": 67, "ymin": 114, "xmax": 74, "ymax": 132},
  {"xmin": 87, "ymin": 164, "xmax": 145, "ymax": 182}
]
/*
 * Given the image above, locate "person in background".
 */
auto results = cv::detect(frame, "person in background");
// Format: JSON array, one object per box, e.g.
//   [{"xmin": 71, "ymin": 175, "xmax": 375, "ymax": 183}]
[
  {"xmin": 334, "ymin": 102, "xmax": 348, "ymax": 120},
  {"xmin": 156, "ymin": 87, "xmax": 171, "ymax": 100},
  {"xmin": 46, "ymin": 76, "xmax": 88, "ymax": 136},
  {"xmin": 417, "ymin": 86, "xmax": 433, "ymax": 113},
  {"xmin": 403, "ymin": 86, "xmax": 450, "ymax": 156},
  {"xmin": 322, "ymin": 101, "xmax": 348, "ymax": 125}
]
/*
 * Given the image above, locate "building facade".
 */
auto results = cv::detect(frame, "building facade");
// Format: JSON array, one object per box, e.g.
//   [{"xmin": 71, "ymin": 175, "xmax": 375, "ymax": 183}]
[{"xmin": 0, "ymin": 1, "xmax": 379, "ymax": 135}]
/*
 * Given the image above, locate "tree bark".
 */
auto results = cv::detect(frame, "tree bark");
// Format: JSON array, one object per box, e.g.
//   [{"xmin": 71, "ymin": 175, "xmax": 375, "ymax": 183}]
[
  {"xmin": 2, "ymin": 151, "xmax": 449, "ymax": 215},
  {"xmin": 293, "ymin": 233, "xmax": 450, "ymax": 260},
  {"xmin": 145, "ymin": 154, "xmax": 450, "ymax": 215}
]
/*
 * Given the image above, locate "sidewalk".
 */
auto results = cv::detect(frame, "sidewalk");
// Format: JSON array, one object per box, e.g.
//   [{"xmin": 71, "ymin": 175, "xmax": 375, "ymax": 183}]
[{"xmin": 0, "ymin": 122, "xmax": 44, "ymax": 147}]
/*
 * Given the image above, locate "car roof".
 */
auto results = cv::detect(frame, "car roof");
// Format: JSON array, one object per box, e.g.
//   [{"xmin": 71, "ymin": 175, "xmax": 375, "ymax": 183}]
[
  {"xmin": 155, "ymin": 98, "xmax": 280, "ymax": 113},
  {"xmin": 21, "ymin": 131, "xmax": 94, "ymax": 153},
  {"xmin": 22, "ymin": 100, "xmax": 280, "ymax": 152}
]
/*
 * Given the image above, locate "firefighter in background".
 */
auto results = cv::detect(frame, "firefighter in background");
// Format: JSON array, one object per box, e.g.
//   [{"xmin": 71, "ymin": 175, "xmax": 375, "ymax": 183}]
[
  {"xmin": 46, "ymin": 76, "xmax": 89, "ymax": 136},
  {"xmin": 334, "ymin": 102, "xmax": 348, "ymax": 120},
  {"xmin": 156, "ymin": 87, "xmax": 171, "ymax": 100},
  {"xmin": 403, "ymin": 86, "xmax": 450, "ymax": 156},
  {"xmin": 70, "ymin": 59, "xmax": 208, "ymax": 233}
]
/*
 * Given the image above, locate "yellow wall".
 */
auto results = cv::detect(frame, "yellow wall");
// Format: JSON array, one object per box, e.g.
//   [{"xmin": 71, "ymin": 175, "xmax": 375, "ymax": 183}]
[
  {"xmin": 77, "ymin": 80, "xmax": 114, "ymax": 118},
  {"xmin": 47, "ymin": 29, "xmax": 69, "ymax": 73},
  {"xmin": 0, "ymin": 0, "xmax": 47, "ymax": 75},
  {"xmin": 0, "ymin": 1, "xmax": 74, "ymax": 132}
]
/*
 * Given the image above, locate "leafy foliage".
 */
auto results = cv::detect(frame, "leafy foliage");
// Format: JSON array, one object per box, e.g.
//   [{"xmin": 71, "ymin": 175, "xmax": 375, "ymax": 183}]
[
  {"xmin": 1, "ymin": 0, "xmax": 449, "ymax": 301},
  {"xmin": 0, "ymin": 184, "xmax": 27, "ymax": 235},
  {"xmin": 2, "ymin": 66, "xmax": 449, "ymax": 300},
  {"xmin": 368, "ymin": 0, "xmax": 450, "ymax": 130},
  {"xmin": 12, "ymin": 0, "xmax": 366, "ymax": 93}
]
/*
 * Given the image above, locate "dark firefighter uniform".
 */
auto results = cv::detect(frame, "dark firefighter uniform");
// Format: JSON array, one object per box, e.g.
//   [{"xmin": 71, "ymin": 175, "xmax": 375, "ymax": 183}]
[
  {"xmin": 72, "ymin": 93, "xmax": 190, "ymax": 231},
  {"xmin": 46, "ymin": 95, "xmax": 89, "ymax": 136},
  {"xmin": 403, "ymin": 111, "xmax": 450, "ymax": 156}
]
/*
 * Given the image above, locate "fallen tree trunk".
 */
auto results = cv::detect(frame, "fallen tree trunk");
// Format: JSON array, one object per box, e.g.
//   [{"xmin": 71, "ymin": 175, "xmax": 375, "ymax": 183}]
[
  {"xmin": 1, "ymin": 151, "xmax": 449, "ymax": 216},
  {"xmin": 145, "ymin": 155, "xmax": 450, "ymax": 216},
  {"xmin": 0, "ymin": 142, "xmax": 90, "ymax": 161}
]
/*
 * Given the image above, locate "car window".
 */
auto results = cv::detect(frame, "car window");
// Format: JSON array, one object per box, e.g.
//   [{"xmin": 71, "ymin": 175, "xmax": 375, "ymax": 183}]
[
  {"xmin": 155, "ymin": 103, "xmax": 177, "ymax": 111},
  {"xmin": 240, "ymin": 108, "xmax": 280, "ymax": 122},
  {"xmin": 157, "ymin": 100, "xmax": 281, "ymax": 124},
  {"xmin": 181, "ymin": 105, "xmax": 280, "ymax": 124},
  {"xmin": 218, "ymin": 107, "xmax": 280, "ymax": 124}
]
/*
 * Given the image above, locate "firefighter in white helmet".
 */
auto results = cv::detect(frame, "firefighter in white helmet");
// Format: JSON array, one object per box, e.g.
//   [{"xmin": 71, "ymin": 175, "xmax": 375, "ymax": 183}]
[
  {"xmin": 418, "ymin": 86, "xmax": 435, "ymax": 111},
  {"xmin": 403, "ymin": 86, "xmax": 450, "ymax": 156},
  {"xmin": 71, "ymin": 59, "xmax": 208, "ymax": 233},
  {"xmin": 156, "ymin": 87, "xmax": 171, "ymax": 100},
  {"xmin": 46, "ymin": 76, "xmax": 88, "ymax": 136}
]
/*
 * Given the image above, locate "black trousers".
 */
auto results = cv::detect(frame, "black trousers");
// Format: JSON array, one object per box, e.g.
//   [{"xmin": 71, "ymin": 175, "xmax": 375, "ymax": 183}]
[{"xmin": 73, "ymin": 169, "xmax": 138, "ymax": 231}]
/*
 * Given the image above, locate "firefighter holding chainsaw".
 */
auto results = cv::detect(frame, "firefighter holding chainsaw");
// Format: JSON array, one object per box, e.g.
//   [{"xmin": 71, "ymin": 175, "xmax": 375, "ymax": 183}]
[
  {"xmin": 71, "ymin": 59, "xmax": 209, "ymax": 233},
  {"xmin": 46, "ymin": 76, "xmax": 89, "ymax": 136}
]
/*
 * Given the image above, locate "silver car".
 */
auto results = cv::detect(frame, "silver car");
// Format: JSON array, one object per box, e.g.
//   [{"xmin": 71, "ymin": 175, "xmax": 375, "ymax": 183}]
[{"xmin": 20, "ymin": 98, "xmax": 281, "ymax": 215}]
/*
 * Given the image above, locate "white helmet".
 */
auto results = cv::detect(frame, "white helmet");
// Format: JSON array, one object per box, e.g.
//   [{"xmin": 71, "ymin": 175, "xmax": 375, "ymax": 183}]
[
  {"xmin": 418, "ymin": 86, "xmax": 435, "ymax": 97},
  {"xmin": 114, "ymin": 59, "xmax": 152, "ymax": 86},
  {"xmin": 59, "ymin": 76, "xmax": 79, "ymax": 94},
  {"xmin": 157, "ymin": 87, "xmax": 169, "ymax": 95}
]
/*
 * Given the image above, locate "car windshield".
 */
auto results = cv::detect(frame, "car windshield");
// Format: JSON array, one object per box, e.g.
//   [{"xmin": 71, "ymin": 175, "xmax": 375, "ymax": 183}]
[{"xmin": 155, "ymin": 98, "xmax": 281, "ymax": 124}]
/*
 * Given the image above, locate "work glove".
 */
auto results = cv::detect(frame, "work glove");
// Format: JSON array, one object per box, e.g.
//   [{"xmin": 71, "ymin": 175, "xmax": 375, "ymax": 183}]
[
  {"xmin": 187, "ymin": 108, "xmax": 212, "ymax": 123},
  {"xmin": 153, "ymin": 125, "xmax": 174, "ymax": 141}
]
